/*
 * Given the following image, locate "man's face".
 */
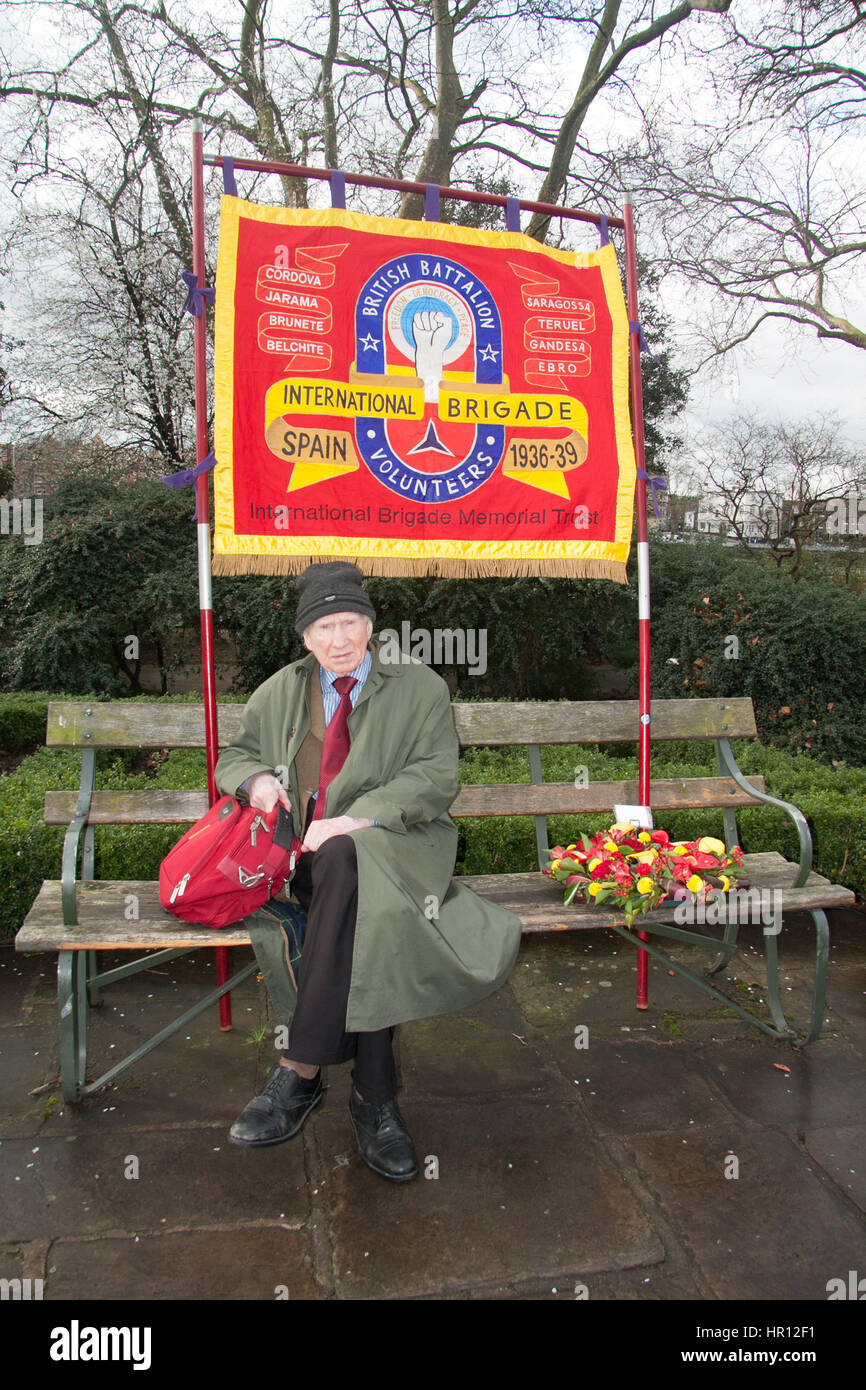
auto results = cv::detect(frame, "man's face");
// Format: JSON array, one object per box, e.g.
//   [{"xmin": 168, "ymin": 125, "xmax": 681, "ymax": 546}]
[{"xmin": 303, "ymin": 611, "xmax": 373, "ymax": 675}]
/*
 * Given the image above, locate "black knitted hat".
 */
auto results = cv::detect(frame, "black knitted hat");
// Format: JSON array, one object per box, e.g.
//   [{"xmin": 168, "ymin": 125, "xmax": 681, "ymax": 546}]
[{"xmin": 293, "ymin": 561, "xmax": 376, "ymax": 636}]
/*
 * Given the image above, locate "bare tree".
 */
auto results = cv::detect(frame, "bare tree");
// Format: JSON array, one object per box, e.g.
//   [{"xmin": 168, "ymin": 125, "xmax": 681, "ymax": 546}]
[
  {"xmin": 681, "ymin": 411, "xmax": 866, "ymax": 575},
  {"xmin": 731, "ymin": 0, "xmax": 865, "ymax": 129},
  {"xmin": 624, "ymin": 0, "xmax": 865, "ymax": 359},
  {"xmin": 0, "ymin": 0, "xmax": 733, "ymax": 456}
]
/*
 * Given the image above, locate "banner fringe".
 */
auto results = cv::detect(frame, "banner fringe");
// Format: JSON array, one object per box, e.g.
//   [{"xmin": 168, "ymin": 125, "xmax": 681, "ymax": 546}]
[{"xmin": 211, "ymin": 555, "xmax": 628, "ymax": 583}]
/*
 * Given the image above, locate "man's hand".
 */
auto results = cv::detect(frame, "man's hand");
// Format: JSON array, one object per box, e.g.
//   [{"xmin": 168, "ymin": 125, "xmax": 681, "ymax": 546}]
[
  {"xmin": 246, "ymin": 771, "xmax": 291, "ymax": 814},
  {"xmin": 302, "ymin": 815, "xmax": 373, "ymax": 852}
]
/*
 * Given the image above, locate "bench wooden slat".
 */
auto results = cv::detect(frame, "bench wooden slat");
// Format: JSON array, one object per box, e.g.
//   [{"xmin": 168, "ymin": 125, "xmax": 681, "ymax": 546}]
[
  {"xmin": 43, "ymin": 775, "xmax": 769, "ymax": 825},
  {"xmin": 451, "ymin": 776, "xmax": 767, "ymax": 817},
  {"xmin": 45, "ymin": 696, "xmax": 758, "ymax": 749},
  {"xmin": 44, "ymin": 790, "xmax": 212, "ymax": 824},
  {"xmin": 15, "ymin": 856, "xmax": 856, "ymax": 952},
  {"xmin": 453, "ymin": 697, "xmax": 757, "ymax": 744}
]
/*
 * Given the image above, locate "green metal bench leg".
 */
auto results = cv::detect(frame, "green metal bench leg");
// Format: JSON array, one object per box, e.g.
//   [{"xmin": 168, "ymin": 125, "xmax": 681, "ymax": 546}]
[
  {"xmin": 800, "ymin": 909, "xmax": 831, "ymax": 1047},
  {"xmin": 763, "ymin": 910, "xmax": 790, "ymax": 1037},
  {"xmin": 790, "ymin": 909, "xmax": 830, "ymax": 1048},
  {"xmin": 706, "ymin": 916, "xmax": 740, "ymax": 975},
  {"xmin": 58, "ymin": 951, "xmax": 89, "ymax": 1103},
  {"xmin": 764, "ymin": 908, "xmax": 829, "ymax": 1045},
  {"xmin": 86, "ymin": 950, "xmax": 104, "ymax": 1008}
]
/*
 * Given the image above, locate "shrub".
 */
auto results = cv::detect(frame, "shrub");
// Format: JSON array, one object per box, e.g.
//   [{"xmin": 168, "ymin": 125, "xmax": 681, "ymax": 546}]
[
  {"xmin": 0, "ymin": 693, "xmax": 55, "ymax": 754},
  {"xmin": 648, "ymin": 541, "xmax": 866, "ymax": 766}
]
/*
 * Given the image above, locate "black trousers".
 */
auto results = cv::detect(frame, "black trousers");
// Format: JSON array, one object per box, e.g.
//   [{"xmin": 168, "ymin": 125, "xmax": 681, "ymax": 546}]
[{"xmin": 282, "ymin": 832, "xmax": 397, "ymax": 1105}]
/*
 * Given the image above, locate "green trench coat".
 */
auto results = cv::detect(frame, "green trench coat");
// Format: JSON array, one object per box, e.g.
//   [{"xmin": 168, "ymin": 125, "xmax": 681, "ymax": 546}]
[{"xmin": 214, "ymin": 640, "xmax": 523, "ymax": 1032}]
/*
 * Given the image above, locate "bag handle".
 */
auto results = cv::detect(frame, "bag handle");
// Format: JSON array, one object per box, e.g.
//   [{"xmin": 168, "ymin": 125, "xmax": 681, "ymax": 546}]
[{"xmin": 273, "ymin": 802, "xmax": 297, "ymax": 851}]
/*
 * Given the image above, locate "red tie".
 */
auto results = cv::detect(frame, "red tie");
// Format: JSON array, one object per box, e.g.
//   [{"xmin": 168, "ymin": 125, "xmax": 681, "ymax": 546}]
[{"xmin": 311, "ymin": 675, "xmax": 357, "ymax": 822}]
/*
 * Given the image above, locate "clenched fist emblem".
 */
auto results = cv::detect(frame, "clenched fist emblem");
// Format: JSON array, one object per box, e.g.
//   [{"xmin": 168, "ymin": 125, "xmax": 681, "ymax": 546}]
[{"xmin": 413, "ymin": 310, "xmax": 450, "ymax": 402}]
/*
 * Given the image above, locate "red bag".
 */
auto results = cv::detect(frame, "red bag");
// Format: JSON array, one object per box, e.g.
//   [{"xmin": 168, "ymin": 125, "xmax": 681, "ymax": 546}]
[{"xmin": 159, "ymin": 795, "xmax": 302, "ymax": 928}]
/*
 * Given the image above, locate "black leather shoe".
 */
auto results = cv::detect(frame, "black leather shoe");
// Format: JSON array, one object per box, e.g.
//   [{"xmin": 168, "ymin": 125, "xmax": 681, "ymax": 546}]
[
  {"xmin": 349, "ymin": 1090, "xmax": 418, "ymax": 1181},
  {"xmin": 229, "ymin": 1063, "xmax": 323, "ymax": 1147}
]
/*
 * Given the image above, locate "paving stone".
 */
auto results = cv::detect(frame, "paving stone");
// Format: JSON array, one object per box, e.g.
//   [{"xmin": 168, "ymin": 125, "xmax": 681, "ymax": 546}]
[
  {"xmin": 398, "ymin": 986, "xmax": 551, "ymax": 1100},
  {"xmin": 424, "ymin": 1260, "xmax": 707, "ymax": 1300},
  {"xmin": 0, "ymin": 1237, "xmax": 51, "ymax": 1285},
  {"xmin": 705, "ymin": 1038, "xmax": 866, "ymax": 1129},
  {"xmin": 543, "ymin": 1041, "xmax": 738, "ymax": 1135},
  {"xmin": 318, "ymin": 1097, "xmax": 664, "ymax": 1299},
  {"xmin": 817, "ymin": 961, "xmax": 866, "ymax": 1043},
  {"xmin": 0, "ymin": 1026, "xmax": 61, "ymax": 1138},
  {"xmin": 0, "ymin": 1126, "xmax": 311, "ymax": 1241},
  {"xmin": 511, "ymin": 935, "xmax": 764, "ymax": 1045},
  {"xmin": 45, "ymin": 1227, "xmax": 320, "ymax": 1300},
  {"xmin": 42, "ymin": 1033, "xmax": 275, "ymax": 1134},
  {"xmin": 509, "ymin": 934, "xmax": 636, "ymax": 1032},
  {"xmin": 803, "ymin": 1127, "xmax": 866, "ymax": 1214},
  {"xmin": 622, "ymin": 1124, "xmax": 866, "ymax": 1300}
]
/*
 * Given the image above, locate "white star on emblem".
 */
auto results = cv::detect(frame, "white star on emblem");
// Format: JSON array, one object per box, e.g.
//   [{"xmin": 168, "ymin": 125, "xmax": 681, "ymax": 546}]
[
  {"xmin": 361, "ymin": 334, "xmax": 380, "ymax": 352},
  {"xmin": 479, "ymin": 343, "xmax": 499, "ymax": 362}
]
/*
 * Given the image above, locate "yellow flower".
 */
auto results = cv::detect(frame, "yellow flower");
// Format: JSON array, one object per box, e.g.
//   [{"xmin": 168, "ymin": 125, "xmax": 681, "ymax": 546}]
[
  {"xmin": 638, "ymin": 831, "xmax": 653, "ymax": 843},
  {"xmin": 603, "ymin": 840, "xmax": 620, "ymax": 854},
  {"xmin": 672, "ymin": 844, "xmax": 688, "ymax": 856},
  {"xmin": 588, "ymin": 857, "xmax": 601, "ymax": 871},
  {"xmin": 636, "ymin": 877, "xmax": 655, "ymax": 895},
  {"xmin": 550, "ymin": 859, "xmax": 562, "ymax": 871},
  {"xmin": 686, "ymin": 873, "xmax": 705, "ymax": 893},
  {"xmin": 720, "ymin": 874, "xmax": 730, "ymax": 891},
  {"xmin": 698, "ymin": 836, "xmax": 726, "ymax": 855},
  {"xmin": 610, "ymin": 821, "xmax": 636, "ymax": 834},
  {"xmin": 588, "ymin": 882, "xmax": 604, "ymax": 897},
  {"xmin": 566, "ymin": 844, "xmax": 577, "ymax": 851},
  {"xmin": 633, "ymin": 849, "xmax": 657, "ymax": 864}
]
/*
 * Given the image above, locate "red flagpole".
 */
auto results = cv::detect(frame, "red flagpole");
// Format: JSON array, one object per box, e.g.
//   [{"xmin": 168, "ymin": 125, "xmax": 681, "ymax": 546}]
[
  {"xmin": 191, "ymin": 117, "xmax": 230, "ymax": 1029},
  {"xmin": 623, "ymin": 197, "xmax": 651, "ymax": 1011}
]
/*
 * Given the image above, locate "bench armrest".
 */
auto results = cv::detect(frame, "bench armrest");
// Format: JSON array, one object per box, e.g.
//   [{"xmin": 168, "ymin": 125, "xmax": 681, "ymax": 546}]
[
  {"xmin": 59, "ymin": 747, "xmax": 96, "ymax": 926},
  {"xmin": 715, "ymin": 738, "xmax": 813, "ymax": 888}
]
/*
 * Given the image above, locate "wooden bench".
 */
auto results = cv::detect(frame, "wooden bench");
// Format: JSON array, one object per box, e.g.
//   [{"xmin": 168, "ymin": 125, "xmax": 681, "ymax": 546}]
[{"xmin": 16, "ymin": 697, "xmax": 855, "ymax": 1101}]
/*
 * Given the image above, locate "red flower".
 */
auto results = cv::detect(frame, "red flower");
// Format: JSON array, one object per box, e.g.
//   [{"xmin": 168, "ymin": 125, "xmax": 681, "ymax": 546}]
[
  {"xmin": 691, "ymin": 851, "xmax": 722, "ymax": 869},
  {"xmin": 590, "ymin": 860, "xmax": 617, "ymax": 879}
]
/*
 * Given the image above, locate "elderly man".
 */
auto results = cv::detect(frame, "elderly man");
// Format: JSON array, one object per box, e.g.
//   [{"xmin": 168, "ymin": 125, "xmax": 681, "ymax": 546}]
[{"xmin": 214, "ymin": 561, "xmax": 522, "ymax": 1182}]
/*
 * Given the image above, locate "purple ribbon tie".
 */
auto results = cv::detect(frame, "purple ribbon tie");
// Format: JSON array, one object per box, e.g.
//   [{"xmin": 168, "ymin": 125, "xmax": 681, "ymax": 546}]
[
  {"xmin": 629, "ymin": 319, "xmax": 660, "ymax": 362},
  {"xmin": 424, "ymin": 183, "xmax": 441, "ymax": 221},
  {"xmin": 599, "ymin": 214, "xmax": 610, "ymax": 246},
  {"xmin": 505, "ymin": 196, "xmax": 521, "ymax": 232},
  {"xmin": 161, "ymin": 452, "xmax": 217, "ymax": 522},
  {"xmin": 329, "ymin": 169, "xmax": 346, "ymax": 208},
  {"xmin": 181, "ymin": 271, "xmax": 215, "ymax": 317},
  {"xmin": 222, "ymin": 156, "xmax": 238, "ymax": 197},
  {"xmin": 637, "ymin": 467, "xmax": 668, "ymax": 518},
  {"xmin": 161, "ymin": 452, "xmax": 217, "ymax": 490}
]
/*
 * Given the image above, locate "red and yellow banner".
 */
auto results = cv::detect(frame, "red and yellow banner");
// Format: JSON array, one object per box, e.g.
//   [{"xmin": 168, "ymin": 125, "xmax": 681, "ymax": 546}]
[{"xmin": 213, "ymin": 201, "xmax": 636, "ymax": 579}]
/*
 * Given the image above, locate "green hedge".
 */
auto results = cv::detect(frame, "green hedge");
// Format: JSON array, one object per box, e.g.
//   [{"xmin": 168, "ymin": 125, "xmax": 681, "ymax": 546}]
[
  {"xmin": 0, "ymin": 692, "xmax": 56, "ymax": 754},
  {"xmin": 0, "ymin": 690, "xmax": 250, "ymax": 759},
  {"xmin": 648, "ymin": 540, "xmax": 866, "ymax": 766},
  {"xmin": 3, "ymin": 720, "xmax": 863, "ymax": 940}
]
